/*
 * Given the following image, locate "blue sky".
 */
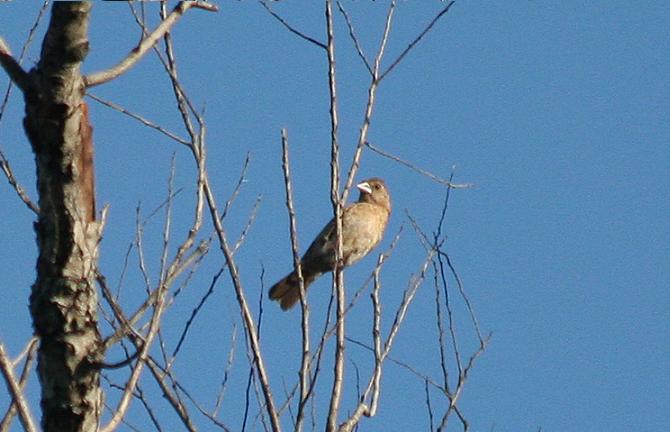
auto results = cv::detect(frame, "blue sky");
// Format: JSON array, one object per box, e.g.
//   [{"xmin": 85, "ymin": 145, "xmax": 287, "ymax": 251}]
[{"xmin": 1, "ymin": 2, "xmax": 669, "ymax": 431}]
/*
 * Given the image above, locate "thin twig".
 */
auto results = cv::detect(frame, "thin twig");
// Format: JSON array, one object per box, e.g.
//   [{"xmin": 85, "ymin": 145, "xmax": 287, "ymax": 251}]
[
  {"xmin": 338, "ymin": 254, "xmax": 385, "ymax": 431},
  {"xmin": 84, "ymin": 1, "xmax": 218, "ymax": 87},
  {"xmin": 407, "ymin": 177, "xmax": 489, "ymax": 430},
  {"xmin": 366, "ymin": 141, "xmax": 473, "ymax": 188},
  {"xmin": 425, "ymin": 379, "xmax": 435, "ymax": 432},
  {"xmin": 280, "ymin": 128, "xmax": 311, "ymax": 432},
  {"xmin": 259, "ymin": 1, "xmax": 327, "ymax": 50},
  {"xmin": 159, "ymin": 154, "xmax": 177, "ymax": 292},
  {"xmin": 336, "ymin": 1, "xmax": 372, "ymax": 75},
  {"xmin": 433, "ymin": 258, "xmax": 452, "ymax": 393},
  {"xmin": 133, "ymin": 383, "xmax": 163, "ymax": 431},
  {"xmin": 172, "ymin": 268, "xmax": 224, "ymax": 358},
  {"xmin": 379, "ymin": 1, "xmax": 457, "ymax": 82},
  {"xmin": 277, "ymin": 227, "xmax": 402, "ymax": 422},
  {"xmin": 0, "ymin": 1, "xmax": 48, "ymax": 214},
  {"xmin": 175, "ymin": 385, "xmax": 232, "ymax": 431},
  {"xmin": 0, "ymin": 0, "xmax": 48, "ymax": 120},
  {"xmin": 144, "ymin": 357, "xmax": 198, "ymax": 432},
  {"xmin": 325, "ymin": 0, "xmax": 346, "ymax": 430},
  {"xmin": 200, "ymin": 99, "xmax": 281, "ymax": 432},
  {"xmin": 0, "ymin": 338, "xmax": 37, "ymax": 431},
  {"xmin": 339, "ymin": 248, "xmax": 435, "ymax": 431},
  {"xmin": 87, "ymin": 93, "xmax": 190, "ymax": 146},
  {"xmin": 213, "ymin": 322, "xmax": 237, "ymax": 417},
  {"xmin": 0, "ymin": 155, "xmax": 39, "ymax": 214},
  {"xmin": 341, "ymin": 0, "xmax": 396, "ymax": 205},
  {"xmin": 101, "ymin": 194, "xmax": 197, "ymax": 432},
  {"xmin": 0, "ymin": 343, "xmax": 38, "ymax": 432},
  {"xmin": 344, "ymin": 337, "xmax": 442, "ymax": 391}
]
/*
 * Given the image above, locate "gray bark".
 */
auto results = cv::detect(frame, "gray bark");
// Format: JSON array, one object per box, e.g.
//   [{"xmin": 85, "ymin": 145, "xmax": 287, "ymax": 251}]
[{"xmin": 23, "ymin": 3, "xmax": 103, "ymax": 431}]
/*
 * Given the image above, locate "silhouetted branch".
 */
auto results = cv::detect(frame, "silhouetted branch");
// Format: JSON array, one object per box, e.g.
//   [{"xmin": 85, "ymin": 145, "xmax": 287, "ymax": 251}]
[{"xmin": 259, "ymin": 1, "xmax": 327, "ymax": 50}]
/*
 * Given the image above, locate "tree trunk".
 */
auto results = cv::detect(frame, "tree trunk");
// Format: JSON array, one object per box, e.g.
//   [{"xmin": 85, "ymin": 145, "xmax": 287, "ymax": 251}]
[{"xmin": 24, "ymin": 3, "xmax": 103, "ymax": 430}]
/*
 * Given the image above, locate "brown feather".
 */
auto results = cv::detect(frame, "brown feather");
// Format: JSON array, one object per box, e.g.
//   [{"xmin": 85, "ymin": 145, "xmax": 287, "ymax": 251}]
[{"xmin": 269, "ymin": 178, "xmax": 391, "ymax": 311}]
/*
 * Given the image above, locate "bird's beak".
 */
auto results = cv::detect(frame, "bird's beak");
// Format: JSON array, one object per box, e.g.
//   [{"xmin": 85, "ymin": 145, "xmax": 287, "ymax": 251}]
[{"xmin": 356, "ymin": 181, "xmax": 372, "ymax": 194}]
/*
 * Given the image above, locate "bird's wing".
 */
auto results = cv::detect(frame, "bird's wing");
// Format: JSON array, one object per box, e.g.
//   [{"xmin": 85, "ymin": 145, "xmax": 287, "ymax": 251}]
[
  {"xmin": 300, "ymin": 216, "xmax": 337, "ymax": 274},
  {"xmin": 300, "ymin": 203, "xmax": 386, "ymax": 272}
]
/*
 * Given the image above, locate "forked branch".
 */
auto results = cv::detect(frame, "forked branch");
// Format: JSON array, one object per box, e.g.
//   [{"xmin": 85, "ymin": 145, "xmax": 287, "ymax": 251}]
[
  {"xmin": 0, "ymin": 342, "xmax": 38, "ymax": 432},
  {"xmin": 84, "ymin": 1, "xmax": 218, "ymax": 88}
]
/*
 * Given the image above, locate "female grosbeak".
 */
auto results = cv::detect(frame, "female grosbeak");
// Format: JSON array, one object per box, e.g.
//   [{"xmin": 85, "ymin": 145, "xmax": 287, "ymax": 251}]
[{"xmin": 270, "ymin": 178, "xmax": 391, "ymax": 310}]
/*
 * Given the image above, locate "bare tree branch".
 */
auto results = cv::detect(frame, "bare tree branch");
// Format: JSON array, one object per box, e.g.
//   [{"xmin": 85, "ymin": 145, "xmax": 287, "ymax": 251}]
[
  {"xmin": 213, "ymin": 322, "xmax": 237, "ymax": 418},
  {"xmin": 172, "ymin": 268, "xmax": 224, "ymax": 358},
  {"xmin": 335, "ymin": 1, "xmax": 372, "ymax": 75},
  {"xmin": 366, "ymin": 141, "xmax": 473, "ymax": 188},
  {"xmin": 1, "ymin": 2, "xmax": 482, "ymax": 430},
  {"xmin": 0, "ymin": 0, "xmax": 48, "ymax": 99},
  {"xmin": 148, "ymin": 20, "xmax": 279, "ymax": 424},
  {"xmin": 280, "ymin": 128, "xmax": 313, "ymax": 431},
  {"xmin": 425, "ymin": 379, "xmax": 435, "ymax": 432},
  {"xmin": 0, "ymin": 154, "xmax": 39, "ymax": 214},
  {"xmin": 0, "ymin": 2, "xmax": 48, "ymax": 214},
  {"xmin": 341, "ymin": 0, "xmax": 396, "ymax": 205},
  {"xmin": 0, "ymin": 342, "xmax": 38, "ymax": 432},
  {"xmin": 148, "ymin": 14, "xmax": 280, "ymax": 427},
  {"xmin": 259, "ymin": 1, "xmax": 327, "ymax": 50},
  {"xmin": 379, "ymin": 1, "xmax": 456, "ymax": 82},
  {"xmin": 144, "ymin": 357, "xmax": 198, "ymax": 432},
  {"xmin": 84, "ymin": 1, "xmax": 218, "ymax": 87},
  {"xmin": 101, "ymin": 170, "xmax": 210, "ymax": 431},
  {"xmin": 100, "ymin": 282, "xmax": 170, "ymax": 432},
  {"xmin": 87, "ymin": 93, "xmax": 190, "ymax": 146},
  {"xmin": 324, "ymin": 1, "xmax": 347, "ymax": 429},
  {"xmin": 337, "ymin": 253, "xmax": 384, "ymax": 432},
  {"xmin": 0, "ymin": 337, "xmax": 37, "ymax": 431},
  {"xmin": 0, "ymin": 38, "xmax": 29, "ymax": 91},
  {"xmin": 339, "ymin": 248, "xmax": 435, "ymax": 431}
]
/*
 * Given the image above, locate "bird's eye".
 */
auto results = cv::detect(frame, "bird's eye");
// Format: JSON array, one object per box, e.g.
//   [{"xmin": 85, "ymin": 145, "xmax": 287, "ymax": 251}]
[{"xmin": 374, "ymin": 184, "xmax": 380, "ymax": 190}]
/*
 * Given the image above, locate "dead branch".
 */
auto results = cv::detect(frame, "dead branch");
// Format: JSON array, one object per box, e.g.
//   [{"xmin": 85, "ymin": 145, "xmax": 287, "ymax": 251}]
[
  {"xmin": 336, "ymin": 1, "xmax": 373, "ymax": 75},
  {"xmin": 146, "ymin": 13, "xmax": 280, "ymax": 427},
  {"xmin": 0, "ymin": 343, "xmax": 38, "ymax": 432},
  {"xmin": 259, "ymin": 1, "xmax": 327, "ymax": 50},
  {"xmin": 86, "ymin": 93, "xmax": 190, "ymax": 146},
  {"xmin": 84, "ymin": 1, "xmax": 218, "ymax": 87},
  {"xmin": 0, "ymin": 38, "xmax": 29, "ymax": 91},
  {"xmin": 325, "ymin": 1, "xmax": 346, "ymax": 430},
  {"xmin": 366, "ymin": 141, "xmax": 473, "ymax": 188},
  {"xmin": 0, "ymin": 154, "xmax": 39, "ymax": 214},
  {"xmin": 280, "ymin": 128, "xmax": 312, "ymax": 431},
  {"xmin": 213, "ymin": 322, "xmax": 238, "ymax": 418},
  {"xmin": 379, "ymin": 1, "xmax": 457, "ymax": 82},
  {"xmin": 0, "ymin": 2, "xmax": 48, "ymax": 214}
]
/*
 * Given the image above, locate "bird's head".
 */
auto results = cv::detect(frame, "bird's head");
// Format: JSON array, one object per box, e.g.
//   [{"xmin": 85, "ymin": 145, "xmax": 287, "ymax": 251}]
[{"xmin": 356, "ymin": 177, "xmax": 391, "ymax": 213}]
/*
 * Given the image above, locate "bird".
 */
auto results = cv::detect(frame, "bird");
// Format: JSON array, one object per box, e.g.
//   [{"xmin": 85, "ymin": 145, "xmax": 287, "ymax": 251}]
[{"xmin": 269, "ymin": 178, "xmax": 391, "ymax": 310}]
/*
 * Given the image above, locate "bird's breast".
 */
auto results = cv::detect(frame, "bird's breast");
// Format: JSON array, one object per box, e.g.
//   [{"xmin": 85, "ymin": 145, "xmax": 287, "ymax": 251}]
[{"xmin": 341, "ymin": 203, "xmax": 389, "ymax": 266}]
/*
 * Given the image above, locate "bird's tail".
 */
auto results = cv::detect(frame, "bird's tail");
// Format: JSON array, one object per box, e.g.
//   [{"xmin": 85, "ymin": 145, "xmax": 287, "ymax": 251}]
[{"xmin": 269, "ymin": 271, "xmax": 317, "ymax": 310}]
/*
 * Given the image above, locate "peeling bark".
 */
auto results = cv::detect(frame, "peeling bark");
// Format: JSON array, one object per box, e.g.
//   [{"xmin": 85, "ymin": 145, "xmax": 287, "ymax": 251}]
[{"xmin": 22, "ymin": 3, "xmax": 103, "ymax": 431}]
